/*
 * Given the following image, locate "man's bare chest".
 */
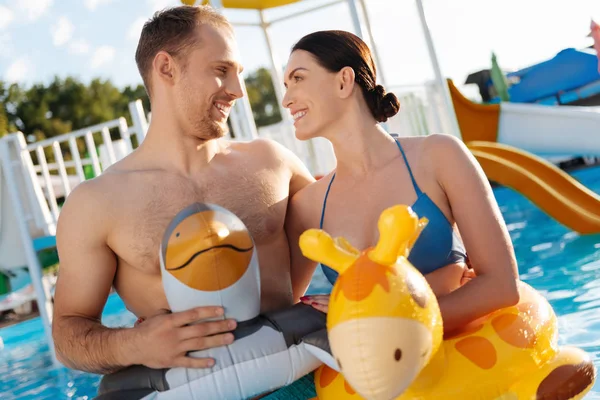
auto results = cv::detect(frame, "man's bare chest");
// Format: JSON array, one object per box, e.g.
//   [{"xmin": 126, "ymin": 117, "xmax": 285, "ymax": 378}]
[{"xmin": 108, "ymin": 170, "xmax": 290, "ymax": 270}]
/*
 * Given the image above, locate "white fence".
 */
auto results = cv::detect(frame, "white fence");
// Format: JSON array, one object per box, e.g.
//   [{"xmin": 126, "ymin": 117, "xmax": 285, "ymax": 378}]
[
  {"xmin": 386, "ymin": 80, "xmax": 456, "ymax": 138},
  {"xmin": 0, "ymin": 100, "xmax": 149, "ymax": 364}
]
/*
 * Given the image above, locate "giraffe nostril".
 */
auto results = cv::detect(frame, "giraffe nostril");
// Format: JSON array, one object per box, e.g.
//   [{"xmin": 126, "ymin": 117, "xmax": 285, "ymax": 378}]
[{"xmin": 394, "ymin": 348, "xmax": 402, "ymax": 361}]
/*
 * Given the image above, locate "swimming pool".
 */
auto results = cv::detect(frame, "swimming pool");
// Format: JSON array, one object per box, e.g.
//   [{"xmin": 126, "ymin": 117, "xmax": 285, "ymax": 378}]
[{"xmin": 1, "ymin": 166, "xmax": 600, "ymax": 399}]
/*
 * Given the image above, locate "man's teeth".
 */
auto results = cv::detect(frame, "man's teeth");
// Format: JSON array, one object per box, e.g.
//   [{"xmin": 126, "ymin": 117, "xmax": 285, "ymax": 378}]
[
  {"xmin": 293, "ymin": 111, "xmax": 306, "ymax": 121},
  {"xmin": 215, "ymin": 103, "xmax": 231, "ymax": 113}
]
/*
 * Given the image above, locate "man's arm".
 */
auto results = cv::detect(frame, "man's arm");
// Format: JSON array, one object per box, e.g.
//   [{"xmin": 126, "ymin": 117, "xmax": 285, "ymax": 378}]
[
  {"xmin": 53, "ymin": 180, "xmax": 236, "ymax": 374},
  {"xmin": 53, "ymin": 180, "xmax": 134, "ymax": 373}
]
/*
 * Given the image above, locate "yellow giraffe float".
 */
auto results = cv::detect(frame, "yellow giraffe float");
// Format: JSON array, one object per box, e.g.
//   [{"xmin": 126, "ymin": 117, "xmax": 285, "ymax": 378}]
[{"xmin": 299, "ymin": 205, "xmax": 596, "ymax": 400}]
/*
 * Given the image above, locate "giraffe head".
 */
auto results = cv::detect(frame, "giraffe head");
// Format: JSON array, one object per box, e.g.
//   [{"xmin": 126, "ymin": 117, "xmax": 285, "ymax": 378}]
[{"xmin": 299, "ymin": 205, "xmax": 443, "ymax": 400}]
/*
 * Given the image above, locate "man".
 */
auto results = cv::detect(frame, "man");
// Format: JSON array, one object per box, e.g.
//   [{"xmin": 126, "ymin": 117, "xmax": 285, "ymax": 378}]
[{"xmin": 52, "ymin": 5, "xmax": 315, "ymax": 375}]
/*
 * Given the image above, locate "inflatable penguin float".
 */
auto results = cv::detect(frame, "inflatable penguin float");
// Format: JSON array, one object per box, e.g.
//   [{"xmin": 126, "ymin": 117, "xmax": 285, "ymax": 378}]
[{"xmin": 97, "ymin": 203, "xmax": 335, "ymax": 400}]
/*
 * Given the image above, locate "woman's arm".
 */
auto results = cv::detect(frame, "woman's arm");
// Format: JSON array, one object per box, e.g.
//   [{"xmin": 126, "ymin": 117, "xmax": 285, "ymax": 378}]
[{"xmin": 427, "ymin": 134, "xmax": 520, "ymax": 333}]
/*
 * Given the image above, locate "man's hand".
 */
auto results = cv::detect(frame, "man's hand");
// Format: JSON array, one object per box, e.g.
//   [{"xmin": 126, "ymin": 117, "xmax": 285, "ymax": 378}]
[{"xmin": 133, "ymin": 306, "xmax": 237, "ymax": 369}]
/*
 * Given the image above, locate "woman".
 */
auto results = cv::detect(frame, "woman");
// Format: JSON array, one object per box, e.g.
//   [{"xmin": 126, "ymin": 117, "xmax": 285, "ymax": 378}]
[{"xmin": 283, "ymin": 30, "xmax": 520, "ymax": 334}]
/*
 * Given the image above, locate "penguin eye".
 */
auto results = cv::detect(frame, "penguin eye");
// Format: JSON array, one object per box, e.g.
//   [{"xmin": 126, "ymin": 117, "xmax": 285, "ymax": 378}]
[{"xmin": 176, "ymin": 232, "xmax": 180, "ymax": 238}]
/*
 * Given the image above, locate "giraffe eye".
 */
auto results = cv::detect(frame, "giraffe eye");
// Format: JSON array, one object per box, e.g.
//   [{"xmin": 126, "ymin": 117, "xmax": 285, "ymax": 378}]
[{"xmin": 394, "ymin": 348, "xmax": 402, "ymax": 361}]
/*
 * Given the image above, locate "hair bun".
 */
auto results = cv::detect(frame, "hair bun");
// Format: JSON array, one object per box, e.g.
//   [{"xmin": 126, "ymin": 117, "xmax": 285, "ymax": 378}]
[
  {"xmin": 370, "ymin": 85, "xmax": 400, "ymax": 123},
  {"xmin": 371, "ymin": 84, "xmax": 385, "ymax": 99}
]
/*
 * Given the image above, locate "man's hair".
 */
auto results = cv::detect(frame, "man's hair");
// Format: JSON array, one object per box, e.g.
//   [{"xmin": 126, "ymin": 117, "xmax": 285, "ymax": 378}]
[{"xmin": 135, "ymin": 5, "xmax": 231, "ymax": 99}]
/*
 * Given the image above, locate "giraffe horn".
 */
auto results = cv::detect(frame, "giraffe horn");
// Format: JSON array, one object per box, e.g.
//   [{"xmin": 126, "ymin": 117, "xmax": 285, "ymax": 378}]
[
  {"xmin": 299, "ymin": 229, "xmax": 358, "ymax": 274},
  {"xmin": 370, "ymin": 205, "xmax": 420, "ymax": 265},
  {"xmin": 399, "ymin": 217, "xmax": 429, "ymax": 258}
]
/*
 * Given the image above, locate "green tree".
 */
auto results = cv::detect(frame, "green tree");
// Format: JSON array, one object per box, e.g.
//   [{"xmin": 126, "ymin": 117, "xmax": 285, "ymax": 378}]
[
  {"xmin": 0, "ymin": 81, "xmax": 21, "ymax": 136},
  {"xmin": 120, "ymin": 84, "xmax": 151, "ymax": 119},
  {"xmin": 0, "ymin": 76, "xmax": 149, "ymax": 141},
  {"xmin": 0, "ymin": 106, "xmax": 8, "ymax": 138},
  {"xmin": 245, "ymin": 67, "xmax": 282, "ymax": 127}
]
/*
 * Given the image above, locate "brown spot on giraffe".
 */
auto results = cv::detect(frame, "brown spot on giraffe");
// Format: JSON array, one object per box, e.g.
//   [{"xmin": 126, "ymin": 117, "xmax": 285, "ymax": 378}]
[
  {"xmin": 344, "ymin": 380, "xmax": 356, "ymax": 394},
  {"xmin": 334, "ymin": 256, "xmax": 397, "ymax": 302},
  {"xmin": 455, "ymin": 336, "xmax": 497, "ymax": 370},
  {"xmin": 319, "ymin": 365, "xmax": 339, "ymax": 388},
  {"xmin": 536, "ymin": 361, "xmax": 596, "ymax": 400},
  {"xmin": 492, "ymin": 313, "xmax": 538, "ymax": 349}
]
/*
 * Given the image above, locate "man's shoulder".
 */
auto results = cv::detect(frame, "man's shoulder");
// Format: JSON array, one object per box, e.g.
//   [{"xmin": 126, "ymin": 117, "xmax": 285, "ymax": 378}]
[
  {"xmin": 230, "ymin": 137, "xmax": 289, "ymax": 157},
  {"xmin": 59, "ymin": 176, "xmax": 109, "ymax": 217},
  {"xmin": 59, "ymin": 165, "xmax": 134, "ymax": 220},
  {"xmin": 229, "ymin": 137, "xmax": 303, "ymax": 169},
  {"xmin": 227, "ymin": 137, "xmax": 315, "ymax": 192}
]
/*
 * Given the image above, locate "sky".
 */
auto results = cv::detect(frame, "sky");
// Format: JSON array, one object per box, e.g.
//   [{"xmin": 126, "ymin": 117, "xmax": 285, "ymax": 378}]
[{"xmin": 0, "ymin": 0, "xmax": 599, "ymax": 101}]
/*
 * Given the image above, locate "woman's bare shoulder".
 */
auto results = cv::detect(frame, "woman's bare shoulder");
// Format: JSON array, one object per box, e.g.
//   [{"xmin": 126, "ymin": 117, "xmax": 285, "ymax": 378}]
[
  {"xmin": 407, "ymin": 133, "xmax": 472, "ymax": 175},
  {"xmin": 419, "ymin": 133, "xmax": 467, "ymax": 158},
  {"xmin": 289, "ymin": 171, "xmax": 335, "ymax": 227}
]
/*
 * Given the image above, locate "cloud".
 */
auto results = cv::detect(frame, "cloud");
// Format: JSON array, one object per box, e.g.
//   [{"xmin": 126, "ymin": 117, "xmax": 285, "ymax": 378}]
[
  {"xmin": 84, "ymin": 0, "xmax": 116, "ymax": 11},
  {"xmin": 0, "ymin": 33, "xmax": 14, "ymax": 58},
  {"xmin": 51, "ymin": 16, "xmax": 74, "ymax": 47},
  {"xmin": 0, "ymin": 5, "xmax": 13, "ymax": 30},
  {"xmin": 15, "ymin": 0, "xmax": 53, "ymax": 22},
  {"xmin": 91, "ymin": 46, "xmax": 116, "ymax": 69},
  {"xmin": 148, "ymin": 0, "xmax": 177, "ymax": 12},
  {"xmin": 69, "ymin": 38, "xmax": 90, "ymax": 55},
  {"xmin": 128, "ymin": 17, "xmax": 147, "ymax": 42},
  {"xmin": 5, "ymin": 57, "xmax": 33, "ymax": 83}
]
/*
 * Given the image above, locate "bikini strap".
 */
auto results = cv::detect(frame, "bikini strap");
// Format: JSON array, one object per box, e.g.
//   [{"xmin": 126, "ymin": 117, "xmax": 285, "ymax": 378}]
[
  {"xmin": 394, "ymin": 138, "xmax": 423, "ymax": 196},
  {"xmin": 319, "ymin": 173, "xmax": 336, "ymax": 229}
]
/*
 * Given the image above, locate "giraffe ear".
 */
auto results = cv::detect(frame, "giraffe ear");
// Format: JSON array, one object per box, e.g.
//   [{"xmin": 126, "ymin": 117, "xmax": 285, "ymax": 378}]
[{"xmin": 299, "ymin": 229, "xmax": 358, "ymax": 274}]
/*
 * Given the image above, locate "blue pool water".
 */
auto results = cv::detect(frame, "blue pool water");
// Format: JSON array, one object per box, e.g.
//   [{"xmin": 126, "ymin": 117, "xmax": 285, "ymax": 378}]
[{"xmin": 1, "ymin": 166, "xmax": 600, "ymax": 399}]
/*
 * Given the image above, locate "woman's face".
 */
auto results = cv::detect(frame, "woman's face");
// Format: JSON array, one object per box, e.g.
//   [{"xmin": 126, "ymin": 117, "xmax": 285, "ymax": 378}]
[{"xmin": 282, "ymin": 50, "xmax": 345, "ymax": 140}]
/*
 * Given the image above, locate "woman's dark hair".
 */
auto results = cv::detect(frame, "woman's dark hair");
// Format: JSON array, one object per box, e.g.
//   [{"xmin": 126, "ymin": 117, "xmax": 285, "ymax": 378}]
[{"xmin": 291, "ymin": 30, "xmax": 400, "ymax": 123}]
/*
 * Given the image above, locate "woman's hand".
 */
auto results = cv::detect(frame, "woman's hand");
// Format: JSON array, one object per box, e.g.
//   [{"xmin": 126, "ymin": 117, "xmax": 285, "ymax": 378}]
[
  {"xmin": 300, "ymin": 294, "xmax": 330, "ymax": 313},
  {"xmin": 461, "ymin": 267, "xmax": 476, "ymax": 285}
]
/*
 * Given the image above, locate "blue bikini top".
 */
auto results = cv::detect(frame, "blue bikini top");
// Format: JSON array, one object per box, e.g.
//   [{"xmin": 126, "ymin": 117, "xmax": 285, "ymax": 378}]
[{"xmin": 319, "ymin": 137, "xmax": 467, "ymax": 286}]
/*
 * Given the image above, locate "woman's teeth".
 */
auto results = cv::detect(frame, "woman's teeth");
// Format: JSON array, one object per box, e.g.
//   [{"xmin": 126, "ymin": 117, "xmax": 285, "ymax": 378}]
[{"xmin": 293, "ymin": 111, "xmax": 306, "ymax": 121}]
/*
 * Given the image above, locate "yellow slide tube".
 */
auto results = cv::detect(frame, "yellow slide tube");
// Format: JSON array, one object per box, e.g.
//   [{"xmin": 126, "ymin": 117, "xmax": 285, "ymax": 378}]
[{"xmin": 467, "ymin": 141, "xmax": 600, "ymax": 234}]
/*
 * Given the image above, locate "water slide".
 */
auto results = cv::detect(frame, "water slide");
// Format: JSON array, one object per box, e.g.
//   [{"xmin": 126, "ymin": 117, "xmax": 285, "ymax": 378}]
[
  {"xmin": 467, "ymin": 141, "xmax": 600, "ymax": 234},
  {"xmin": 446, "ymin": 79, "xmax": 600, "ymax": 233},
  {"xmin": 496, "ymin": 102, "xmax": 600, "ymax": 157},
  {"xmin": 447, "ymin": 79, "xmax": 600, "ymax": 157}
]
